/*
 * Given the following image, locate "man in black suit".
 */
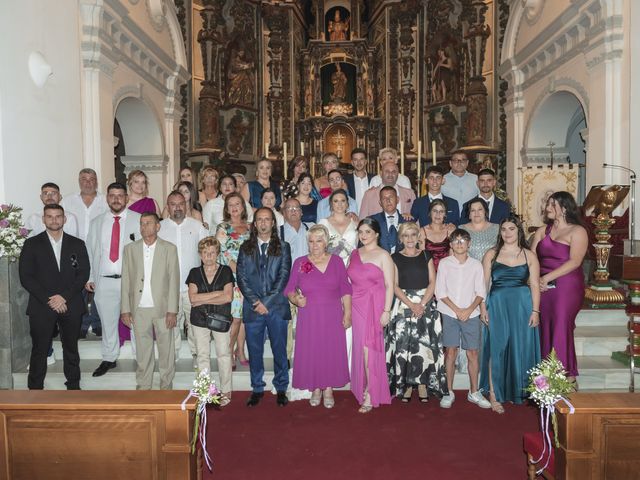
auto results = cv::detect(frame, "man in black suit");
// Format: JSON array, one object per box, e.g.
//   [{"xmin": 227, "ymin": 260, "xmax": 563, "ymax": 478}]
[
  {"xmin": 237, "ymin": 208, "xmax": 292, "ymax": 407},
  {"xmin": 369, "ymin": 186, "xmax": 406, "ymax": 253},
  {"xmin": 19, "ymin": 204, "xmax": 90, "ymax": 390},
  {"xmin": 411, "ymin": 165, "xmax": 460, "ymax": 227},
  {"xmin": 344, "ymin": 148, "xmax": 374, "ymax": 213},
  {"xmin": 460, "ymin": 168, "xmax": 512, "ymax": 224}
]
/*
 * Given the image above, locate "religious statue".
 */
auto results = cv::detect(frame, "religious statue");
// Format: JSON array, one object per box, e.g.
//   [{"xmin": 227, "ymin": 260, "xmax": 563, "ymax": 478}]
[
  {"xmin": 430, "ymin": 47, "xmax": 455, "ymax": 104},
  {"xmin": 328, "ymin": 10, "xmax": 350, "ymax": 41},
  {"xmin": 226, "ymin": 41, "xmax": 255, "ymax": 107},
  {"xmin": 330, "ymin": 63, "xmax": 347, "ymax": 102}
]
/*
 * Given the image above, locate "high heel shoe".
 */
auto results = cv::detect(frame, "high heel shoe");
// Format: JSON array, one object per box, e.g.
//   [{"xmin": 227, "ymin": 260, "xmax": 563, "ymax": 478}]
[
  {"xmin": 323, "ymin": 389, "xmax": 335, "ymax": 409},
  {"xmin": 235, "ymin": 348, "xmax": 249, "ymax": 366},
  {"xmin": 489, "ymin": 393, "xmax": 504, "ymax": 414},
  {"xmin": 309, "ymin": 389, "xmax": 322, "ymax": 407},
  {"xmin": 401, "ymin": 387, "xmax": 413, "ymax": 403},
  {"xmin": 358, "ymin": 391, "xmax": 372, "ymax": 413},
  {"xmin": 418, "ymin": 384, "xmax": 429, "ymax": 403}
]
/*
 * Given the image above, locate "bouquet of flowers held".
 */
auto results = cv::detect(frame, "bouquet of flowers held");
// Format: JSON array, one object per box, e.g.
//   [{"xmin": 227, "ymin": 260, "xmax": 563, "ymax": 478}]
[
  {"xmin": 525, "ymin": 349, "xmax": 576, "ymax": 474},
  {"xmin": 181, "ymin": 369, "xmax": 222, "ymax": 471},
  {"xmin": 0, "ymin": 204, "xmax": 29, "ymax": 261}
]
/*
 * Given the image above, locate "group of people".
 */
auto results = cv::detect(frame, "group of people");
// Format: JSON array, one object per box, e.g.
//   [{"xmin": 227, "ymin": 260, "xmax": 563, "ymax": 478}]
[{"xmin": 18, "ymin": 147, "xmax": 588, "ymax": 415}]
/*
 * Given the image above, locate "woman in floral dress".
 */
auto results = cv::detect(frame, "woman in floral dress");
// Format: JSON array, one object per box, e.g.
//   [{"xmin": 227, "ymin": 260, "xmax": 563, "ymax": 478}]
[{"xmin": 215, "ymin": 192, "xmax": 251, "ymax": 367}]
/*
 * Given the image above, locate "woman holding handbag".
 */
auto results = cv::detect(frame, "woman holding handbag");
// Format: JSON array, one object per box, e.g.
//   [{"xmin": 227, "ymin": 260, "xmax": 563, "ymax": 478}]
[{"xmin": 187, "ymin": 236, "xmax": 234, "ymax": 405}]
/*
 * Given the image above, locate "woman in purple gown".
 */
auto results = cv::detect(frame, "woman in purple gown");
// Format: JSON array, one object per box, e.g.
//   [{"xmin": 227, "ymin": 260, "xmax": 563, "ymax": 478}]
[
  {"xmin": 347, "ymin": 218, "xmax": 394, "ymax": 413},
  {"xmin": 530, "ymin": 191, "xmax": 587, "ymax": 383},
  {"xmin": 285, "ymin": 224, "xmax": 352, "ymax": 408}
]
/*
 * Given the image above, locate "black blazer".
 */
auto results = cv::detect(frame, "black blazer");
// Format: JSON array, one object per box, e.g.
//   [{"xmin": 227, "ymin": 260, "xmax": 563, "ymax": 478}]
[
  {"xmin": 236, "ymin": 240, "xmax": 292, "ymax": 322},
  {"xmin": 18, "ymin": 232, "xmax": 90, "ymax": 318},
  {"xmin": 369, "ymin": 211, "xmax": 406, "ymax": 253},
  {"xmin": 344, "ymin": 173, "xmax": 374, "ymax": 200},
  {"xmin": 461, "ymin": 196, "xmax": 511, "ymax": 224}
]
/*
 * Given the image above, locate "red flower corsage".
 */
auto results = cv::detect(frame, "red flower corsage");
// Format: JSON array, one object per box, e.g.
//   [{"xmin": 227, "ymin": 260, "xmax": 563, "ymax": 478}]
[{"xmin": 300, "ymin": 261, "xmax": 313, "ymax": 273}]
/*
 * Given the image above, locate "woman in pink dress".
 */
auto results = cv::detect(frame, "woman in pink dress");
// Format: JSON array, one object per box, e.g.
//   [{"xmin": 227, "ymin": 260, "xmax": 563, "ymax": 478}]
[
  {"xmin": 127, "ymin": 170, "xmax": 160, "ymax": 214},
  {"xmin": 285, "ymin": 225, "xmax": 352, "ymax": 408},
  {"xmin": 530, "ymin": 191, "xmax": 587, "ymax": 384},
  {"xmin": 347, "ymin": 218, "xmax": 394, "ymax": 412}
]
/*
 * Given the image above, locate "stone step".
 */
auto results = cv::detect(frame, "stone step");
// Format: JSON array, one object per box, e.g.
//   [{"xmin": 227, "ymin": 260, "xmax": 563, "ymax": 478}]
[{"xmin": 575, "ymin": 308, "xmax": 627, "ymax": 327}]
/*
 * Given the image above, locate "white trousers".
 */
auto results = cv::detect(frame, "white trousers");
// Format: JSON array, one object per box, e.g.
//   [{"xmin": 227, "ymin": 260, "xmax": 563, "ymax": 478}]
[
  {"xmin": 191, "ymin": 324, "xmax": 232, "ymax": 394},
  {"xmin": 176, "ymin": 290, "xmax": 197, "ymax": 360}
]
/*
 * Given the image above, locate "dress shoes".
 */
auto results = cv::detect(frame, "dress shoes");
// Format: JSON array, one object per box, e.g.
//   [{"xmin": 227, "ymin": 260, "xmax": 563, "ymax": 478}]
[
  {"xmin": 92, "ymin": 361, "xmax": 117, "ymax": 377},
  {"xmin": 276, "ymin": 391, "xmax": 289, "ymax": 407},
  {"xmin": 246, "ymin": 391, "xmax": 264, "ymax": 407}
]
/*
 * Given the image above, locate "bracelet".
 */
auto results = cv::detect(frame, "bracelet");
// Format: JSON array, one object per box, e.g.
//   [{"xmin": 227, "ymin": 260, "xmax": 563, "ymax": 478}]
[
  {"xmin": 383, "ymin": 310, "xmax": 390, "ymax": 313},
  {"xmin": 532, "ymin": 310, "xmax": 540, "ymax": 314}
]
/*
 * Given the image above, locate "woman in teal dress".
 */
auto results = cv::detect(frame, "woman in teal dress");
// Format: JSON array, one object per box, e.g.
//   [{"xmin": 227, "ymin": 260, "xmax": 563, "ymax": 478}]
[{"xmin": 480, "ymin": 216, "xmax": 541, "ymax": 413}]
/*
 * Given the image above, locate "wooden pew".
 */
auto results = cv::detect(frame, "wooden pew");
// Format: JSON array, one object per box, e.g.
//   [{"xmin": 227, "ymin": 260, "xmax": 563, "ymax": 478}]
[
  {"xmin": 555, "ymin": 392, "xmax": 640, "ymax": 479},
  {"xmin": 0, "ymin": 391, "xmax": 198, "ymax": 480}
]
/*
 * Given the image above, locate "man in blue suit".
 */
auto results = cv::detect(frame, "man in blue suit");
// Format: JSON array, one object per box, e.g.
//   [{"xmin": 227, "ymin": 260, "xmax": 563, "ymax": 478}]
[
  {"xmin": 344, "ymin": 148, "xmax": 374, "ymax": 212},
  {"xmin": 237, "ymin": 208, "xmax": 292, "ymax": 407},
  {"xmin": 369, "ymin": 186, "xmax": 406, "ymax": 253},
  {"xmin": 460, "ymin": 168, "xmax": 511, "ymax": 224},
  {"xmin": 411, "ymin": 165, "xmax": 460, "ymax": 227}
]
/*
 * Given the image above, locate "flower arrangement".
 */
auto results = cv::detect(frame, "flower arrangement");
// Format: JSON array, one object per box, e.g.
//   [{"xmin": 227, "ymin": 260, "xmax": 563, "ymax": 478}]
[
  {"xmin": 0, "ymin": 204, "xmax": 29, "ymax": 261},
  {"xmin": 181, "ymin": 369, "xmax": 222, "ymax": 471},
  {"xmin": 525, "ymin": 349, "xmax": 576, "ymax": 474}
]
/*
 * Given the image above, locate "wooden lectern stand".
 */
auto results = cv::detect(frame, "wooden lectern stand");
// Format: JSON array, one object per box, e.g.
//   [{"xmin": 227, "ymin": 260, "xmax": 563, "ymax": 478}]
[{"xmin": 0, "ymin": 391, "xmax": 198, "ymax": 480}]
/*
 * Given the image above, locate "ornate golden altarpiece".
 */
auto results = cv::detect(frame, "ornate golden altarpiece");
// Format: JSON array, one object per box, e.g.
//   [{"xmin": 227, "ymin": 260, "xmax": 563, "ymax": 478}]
[{"xmin": 179, "ymin": 0, "xmax": 499, "ymax": 181}]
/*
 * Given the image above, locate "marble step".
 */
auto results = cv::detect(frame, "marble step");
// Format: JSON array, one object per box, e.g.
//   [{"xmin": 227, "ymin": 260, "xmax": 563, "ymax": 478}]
[{"xmin": 575, "ymin": 309, "xmax": 627, "ymax": 327}]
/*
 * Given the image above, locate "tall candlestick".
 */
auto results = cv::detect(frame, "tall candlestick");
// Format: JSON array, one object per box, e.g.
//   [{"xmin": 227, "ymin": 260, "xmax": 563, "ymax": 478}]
[
  {"xmin": 417, "ymin": 140, "xmax": 422, "ymax": 188},
  {"xmin": 400, "ymin": 141, "xmax": 405, "ymax": 175},
  {"xmin": 264, "ymin": 142, "xmax": 269, "ymax": 158},
  {"xmin": 283, "ymin": 142, "xmax": 288, "ymax": 180},
  {"xmin": 300, "ymin": 141, "xmax": 304, "ymax": 156},
  {"xmin": 431, "ymin": 140, "xmax": 437, "ymax": 166}
]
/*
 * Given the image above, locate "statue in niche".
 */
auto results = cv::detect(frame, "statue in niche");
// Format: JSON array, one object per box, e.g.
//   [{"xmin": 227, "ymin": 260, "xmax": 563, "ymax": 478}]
[
  {"xmin": 327, "ymin": 9, "xmax": 350, "ymax": 41},
  {"xmin": 430, "ymin": 46, "xmax": 455, "ymax": 104},
  {"xmin": 227, "ymin": 110, "xmax": 253, "ymax": 155},
  {"xmin": 225, "ymin": 39, "xmax": 255, "ymax": 107},
  {"xmin": 331, "ymin": 63, "xmax": 347, "ymax": 102}
]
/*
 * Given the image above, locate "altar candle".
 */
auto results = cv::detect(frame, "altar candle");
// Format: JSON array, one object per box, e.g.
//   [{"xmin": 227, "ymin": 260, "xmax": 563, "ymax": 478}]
[
  {"xmin": 283, "ymin": 143, "xmax": 288, "ymax": 180},
  {"xmin": 300, "ymin": 141, "xmax": 304, "ymax": 156},
  {"xmin": 431, "ymin": 140, "xmax": 437, "ymax": 165},
  {"xmin": 264, "ymin": 142, "xmax": 269, "ymax": 159},
  {"xmin": 400, "ymin": 141, "xmax": 405, "ymax": 175},
  {"xmin": 417, "ymin": 140, "xmax": 422, "ymax": 186}
]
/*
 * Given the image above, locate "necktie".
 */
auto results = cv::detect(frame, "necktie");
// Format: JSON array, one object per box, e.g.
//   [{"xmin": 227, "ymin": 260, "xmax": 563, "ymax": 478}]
[
  {"xmin": 260, "ymin": 242, "xmax": 268, "ymax": 257},
  {"xmin": 387, "ymin": 215, "xmax": 396, "ymax": 231},
  {"xmin": 259, "ymin": 243, "xmax": 268, "ymax": 283},
  {"xmin": 109, "ymin": 216, "xmax": 121, "ymax": 263}
]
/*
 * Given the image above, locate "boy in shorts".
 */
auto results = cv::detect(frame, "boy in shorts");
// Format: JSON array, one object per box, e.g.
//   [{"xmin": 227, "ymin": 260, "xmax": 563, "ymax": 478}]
[{"xmin": 435, "ymin": 228, "xmax": 490, "ymax": 409}]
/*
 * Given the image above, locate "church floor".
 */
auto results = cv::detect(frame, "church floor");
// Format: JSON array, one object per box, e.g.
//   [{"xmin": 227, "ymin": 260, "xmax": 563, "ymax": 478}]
[{"xmin": 204, "ymin": 390, "xmax": 540, "ymax": 480}]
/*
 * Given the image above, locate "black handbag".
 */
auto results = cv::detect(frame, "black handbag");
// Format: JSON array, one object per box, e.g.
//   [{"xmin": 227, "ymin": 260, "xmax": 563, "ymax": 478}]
[{"xmin": 191, "ymin": 266, "xmax": 232, "ymax": 333}]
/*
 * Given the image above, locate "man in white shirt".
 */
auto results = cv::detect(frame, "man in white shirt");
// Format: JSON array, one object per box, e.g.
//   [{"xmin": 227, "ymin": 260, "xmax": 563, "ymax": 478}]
[
  {"xmin": 202, "ymin": 174, "xmax": 253, "ymax": 233},
  {"xmin": 61, "ymin": 168, "xmax": 108, "ymax": 338},
  {"xmin": 26, "ymin": 183, "xmax": 79, "ymax": 238},
  {"xmin": 60, "ymin": 168, "xmax": 108, "ymax": 241},
  {"xmin": 344, "ymin": 148, "xmax": 374, "ymax": 212},
  {"xmin": 159, "ymin": 191, "xmax": 208, "ymax": 362},
  {"xmin": 121, "ymin": 212, "xmax": 180, "ymax": 390},
  {"xmin": 441, "ymin": 150, "xmax": 479, "ymax": 215},
  {"xmin": 369, "ymin": 147, "xmax": 412, "ymax": 189},
  {"xmin": 86, "ymin": 183, "xmax": 141, "ymax": 377}
]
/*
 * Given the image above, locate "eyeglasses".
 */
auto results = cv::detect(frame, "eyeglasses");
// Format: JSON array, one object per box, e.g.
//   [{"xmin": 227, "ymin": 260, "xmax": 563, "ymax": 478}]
[
  {"xmin": 431, "ymin": 209, "xmax": 446, "ymax": 214},
  {"xmin": 451, "ymin": 158, "xmax": 468, "ymax": 164},
  {"xmin": 41, "ymin": 191, "xmax": 59, "ymax": 198},
  {"xmin": 285, "ymin": 207, "xmax": 301, "ymax": 212},
  {"xmin": 451, "ymin": 238, "xmax": 468, "ymax": 244}
]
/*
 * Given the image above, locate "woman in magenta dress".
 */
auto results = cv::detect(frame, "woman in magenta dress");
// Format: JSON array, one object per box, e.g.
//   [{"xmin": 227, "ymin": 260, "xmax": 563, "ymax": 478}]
[
  {"xmin": 530, "ymin": 191, "xmax": 587, "ymax": 383},
  {"xmin": 347, "ymin": 218, "xmax": 394, "ymax": 412},
  {"xmin": 285, "ymin": 225, "xmax": 352, "ymax": 408}
]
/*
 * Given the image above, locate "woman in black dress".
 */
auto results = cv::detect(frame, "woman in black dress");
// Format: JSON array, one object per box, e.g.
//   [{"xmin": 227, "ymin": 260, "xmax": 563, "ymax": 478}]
[{"xmin": 386, "ymin": 222, "xmax": 448, "ymax": 402}]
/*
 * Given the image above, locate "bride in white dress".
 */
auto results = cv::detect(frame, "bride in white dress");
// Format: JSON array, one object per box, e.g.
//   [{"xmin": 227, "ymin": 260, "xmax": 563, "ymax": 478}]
[{"xmin": 319, "ymin": 189, "xmax": 358, "ymax": 370}]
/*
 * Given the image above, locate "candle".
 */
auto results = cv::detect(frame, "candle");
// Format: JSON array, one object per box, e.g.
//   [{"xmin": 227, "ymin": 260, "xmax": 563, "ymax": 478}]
[
  {"xmin": 400, "ymin": 141, "xmax": 405, "ymax": 175},
  {"xmin": 264, "ymin": 142, "xmax": 269, "ymax": 158},
  {"xmin": 283, "ymin": 142, "xmax": 288, "ymax": 180},
  {"xmin": 300, "ymin": 141, "xmax": 304, "ymax": 156},
  {"xmin": 431, "ymin": 140, "xmax": 437, "ymax": 166},
  {"xmin": 417, "ymin": 140, "xmax": 422, "ymax": 189}
]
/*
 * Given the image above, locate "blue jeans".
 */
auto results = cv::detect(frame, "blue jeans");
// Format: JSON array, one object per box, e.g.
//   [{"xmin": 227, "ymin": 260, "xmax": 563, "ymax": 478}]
[
  {"xmin": 81, "ymin": 290, "xmax": 101, "ymax": 333},
  {"xmin": 244, "ymin": 313, "xmax": 289, "ymax": 393}
]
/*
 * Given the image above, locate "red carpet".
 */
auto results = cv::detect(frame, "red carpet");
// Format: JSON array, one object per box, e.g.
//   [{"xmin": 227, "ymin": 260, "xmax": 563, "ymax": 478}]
[{"xmin": 203, "ymin": 391, "xmax": 539, "ymax": 480}]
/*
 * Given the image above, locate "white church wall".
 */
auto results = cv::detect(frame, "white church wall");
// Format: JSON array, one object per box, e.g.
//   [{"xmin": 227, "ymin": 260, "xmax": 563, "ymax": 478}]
[
  {"xmin": 501, "ymin": 0, "xmax": 628, "ymax": 216},
  {"xmin": 0, "ymin": 0, "xmax": 85, "ymax": 215}
]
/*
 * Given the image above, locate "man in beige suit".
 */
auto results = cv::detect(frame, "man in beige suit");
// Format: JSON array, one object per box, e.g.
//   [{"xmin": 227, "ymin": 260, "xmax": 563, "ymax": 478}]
[
  {"xmin": 359, "ymin": 162, "xmax": 416, "ymax": 218},
  {"xmin": 121, "ymin": 212, "xmax": 180, "ymax": 390}
]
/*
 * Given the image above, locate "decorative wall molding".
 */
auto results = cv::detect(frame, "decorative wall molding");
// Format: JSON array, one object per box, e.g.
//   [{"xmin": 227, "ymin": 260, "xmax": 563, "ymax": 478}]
[{"xmin": 120, "ymin": 154, "xmax": 168, "ymax": 173}]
